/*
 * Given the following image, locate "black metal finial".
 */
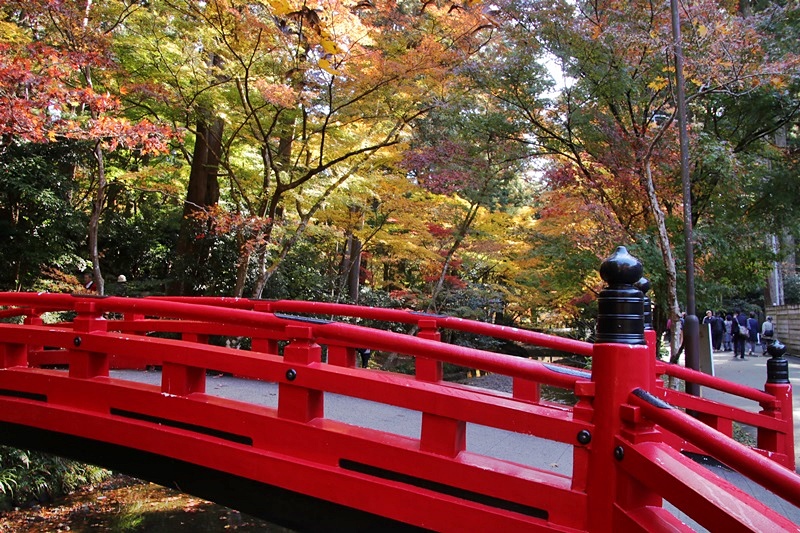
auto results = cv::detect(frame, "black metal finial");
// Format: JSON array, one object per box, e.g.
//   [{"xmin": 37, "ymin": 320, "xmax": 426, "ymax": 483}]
[
  {"xmin": 599, "ymin": 246, "xmax": 644, "ymax": 286},
  {"xmin": 634, "ymin": 277, "xmax": 653, "ymax": 331},
  {"xmin": 766, "ymin": 340, "xmax": 790, "ymax": 384},
  {"xmin": 595, "ymin": 246, "xmax": 645, "ymax": 345}
]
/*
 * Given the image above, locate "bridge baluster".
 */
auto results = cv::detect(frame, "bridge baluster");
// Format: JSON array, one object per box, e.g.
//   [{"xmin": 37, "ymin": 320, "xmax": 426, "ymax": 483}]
[
  {"xmin": 278, "ymin": 325, "xmax": 323, "ymax": 422},
  {"xmin": 69, "ymin": 301, "xmax": 109, "ymax": 379},
  {"xmin": 251, "ymin": 337, "xmax": 279, "ymax": 355},
  {"xmin": 586, "ymin": 246, "xmax": 657, "ymax": 531},
  {"xmin": 635, "ymin": 277, "xmax": 659, "ymax": 391},
  {"xmin": 252, "ymin": 302, "xmax": 280, "ymax": 355},
  {"xmin": 0, "ymin": 342, "xmax": 26, "ymax": 368},
  {"xmin": 414, "ymin": 318, "xmax": 467, "ymax": 457},
  {"xmin": 570, "ymin": 379, "xmax": 595, "ymax": 492},
  {"xmin": 326, "ymin": 344, "xmax": 357, "ymax": 367},
  {"xmin": 182, "ymin": 332, "xmax": 209, "ymax": 344},
  {"xmin": 415, "ymin": 318, "xmax": 442, "ymax": 381},
  {"xmin": 512, "ymin": 377, "xmax": 540, "ymax": 403},
  {"xmin": 162, "ymin": 362, "xmax": 206, "ymax": 395},
  {"xmin": 23, "ymin": 312, "xmax": 43, "ymax": 362},
  {"xmin": 759, "ymin": 340, "xmax": 795, "ymax": 470}
]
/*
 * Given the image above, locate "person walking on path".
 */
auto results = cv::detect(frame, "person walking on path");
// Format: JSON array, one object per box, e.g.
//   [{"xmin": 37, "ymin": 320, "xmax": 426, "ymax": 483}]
[
  {"xmin": 746, "ymin": 312, "xmax": 759, "ymax": 357},
  {"xmin": 761, "ymin": 315, "xmax": 775, "ymax": 356},
  {"xmin": 723, "ymin": 313, "xmax": 734, "ymax": 351},
  {"xmin": 703, "ymin": 310, "xmax": 723, "ymax": 352},
  {"xmin": 732, "ymin": 310, "xmax": 748, "ymax": 360},
  {"xmin": 711, "ymin": 311, "xmax": 725, "ymax": 351}
]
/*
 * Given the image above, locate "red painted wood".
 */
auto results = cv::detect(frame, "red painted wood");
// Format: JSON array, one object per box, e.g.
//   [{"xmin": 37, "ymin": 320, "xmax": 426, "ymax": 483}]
[
  {"xmin": 0, "ymin": 343, "xmax": 26, "ymax": 368},
  {"xmin": 619, "ymin": 440, "xmax": 798, "ymax": 531},
  {"xmin": 629, "ymin": 391, "xmax": 800, "ymax": 504},
  {"xmin": 760, "ymin": 382, "xmax": 795, "ymax": 471},
  {"xmin": 279, "ymin": 326, "xmax": 323, "ymax": 422},
  {"xmin": 0, "ymin": 293, "xmax": 796, "ymax": 531},
  {"xmin": 585, "ymin": 341, "xmax": 654, "ymax": 531}
]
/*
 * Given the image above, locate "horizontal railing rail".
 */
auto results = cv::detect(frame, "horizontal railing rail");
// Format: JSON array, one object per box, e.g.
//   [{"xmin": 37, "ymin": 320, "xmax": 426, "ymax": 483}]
[
  {"xmin": 2, "ymin": 294, "xmax": 793, "ymax": 469},
  {"xmin": 628, "ymin": 389, "xmax": 800, "ymax": 511}
]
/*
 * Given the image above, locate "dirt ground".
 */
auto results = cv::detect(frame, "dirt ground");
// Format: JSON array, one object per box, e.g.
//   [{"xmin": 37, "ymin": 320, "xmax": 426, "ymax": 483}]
[{"xmin": 0, "ymin": 474, "xmax": 293, "ymax": 532}]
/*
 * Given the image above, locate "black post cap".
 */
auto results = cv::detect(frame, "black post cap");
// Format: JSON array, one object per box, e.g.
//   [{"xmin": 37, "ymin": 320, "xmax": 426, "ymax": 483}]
[
  {"xmin": 766, "ymin": 340, "xmax": 790, "ymax": 384},
  {"xmin": 595, "ymin": 246, "xmax": 645, "ymax": 345}
]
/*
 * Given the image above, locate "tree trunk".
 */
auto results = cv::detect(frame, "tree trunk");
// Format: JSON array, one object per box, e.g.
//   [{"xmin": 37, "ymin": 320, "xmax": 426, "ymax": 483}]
[
  {"xmin": 88, "ymin": 140, "xmax": 106, "ymax": 295},
  {"xmin": 171, "ymin": 112, "xmax": 223, "ymax": 295},
  {"xmin": 348, "ymin": 236, "xmax": 362, "ymax": 303},
  {"xmin": 641, "ymin": 160, "xmax": 682, "ymax": 359},
  {"xmin": 338, "ymin": 233, "xmax": 353, "ymax": 301},
  {"xmin": 233, "ymin": 234, "xmax": 250, "ymax": 297},
  {"xmin": 426, "ymin": 204, "xmax": 479, "ymax": 313}
]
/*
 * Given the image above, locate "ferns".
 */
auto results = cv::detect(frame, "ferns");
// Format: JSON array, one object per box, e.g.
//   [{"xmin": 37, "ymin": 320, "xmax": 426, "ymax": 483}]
[{"xmin": 0, "ymin": 446, "xmax": 109, "ymax": 508}]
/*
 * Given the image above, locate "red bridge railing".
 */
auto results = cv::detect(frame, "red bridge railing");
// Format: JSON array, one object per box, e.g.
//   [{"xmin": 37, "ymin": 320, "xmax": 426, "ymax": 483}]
[{"xmin": 0, "ymin": 247, "xmax": 797, "ymax": 530}]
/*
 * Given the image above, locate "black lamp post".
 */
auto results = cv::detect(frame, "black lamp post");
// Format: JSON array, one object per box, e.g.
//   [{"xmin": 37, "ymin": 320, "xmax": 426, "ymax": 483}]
[{"xmin": 670, "ymin": 0, "xmax": 700, "ymax": 395}]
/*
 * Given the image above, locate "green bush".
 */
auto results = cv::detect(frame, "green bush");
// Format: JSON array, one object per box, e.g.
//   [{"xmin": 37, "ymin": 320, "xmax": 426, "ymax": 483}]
[{"xmin": 0, "ymin": 447, "xmax": 109, "ymax": 510}]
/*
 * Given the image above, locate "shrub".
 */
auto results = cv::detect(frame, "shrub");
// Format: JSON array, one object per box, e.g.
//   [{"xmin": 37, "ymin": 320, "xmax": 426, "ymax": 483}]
[{"xmin": 0, "ymin": 447, "xmax": 109, "ymax": 510}]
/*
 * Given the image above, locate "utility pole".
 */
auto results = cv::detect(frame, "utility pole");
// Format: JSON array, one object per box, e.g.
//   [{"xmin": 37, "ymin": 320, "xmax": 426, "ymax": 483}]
[{"xmin": 670, "ymin": 0, "xmax": 700, "ymax": 395}]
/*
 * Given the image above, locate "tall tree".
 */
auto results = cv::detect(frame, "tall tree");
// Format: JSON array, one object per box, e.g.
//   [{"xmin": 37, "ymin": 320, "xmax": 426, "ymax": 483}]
[
  {"xmin": 122, "ymin": 0, "xmax": 496, "ymax": 297},
  {"xmin": 403, "ymin": 101, "xmax": 528, "ymax": 312},
  {"xmin": 1, "ymin": 0, "xmax": 174, "ymax": 293},
  {"xmin": 473, "ymin": 0, "xmax": 800, "ymax": 345}
]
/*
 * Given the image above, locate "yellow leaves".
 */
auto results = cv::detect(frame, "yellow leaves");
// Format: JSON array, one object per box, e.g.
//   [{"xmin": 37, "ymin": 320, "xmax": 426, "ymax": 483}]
[
  {"xmin": 697, "ymin": 24, "xmax": 708, "ymax": 39},
  {"xmin": 770, "ymin": 76, "xmax": 787, "ymax": 89},
  {"xmin": 320, "ymin": 38, "xmax": 340, "ymax": 55},
  {"xmin": 318, "ymin": 58, "xmax": 341, "ymax": 76},
  {"xmin": 0, "ymin": 21, "xmax": 31, "ymax": 45},
  {"xmin": 647, "ymin": 76, "xmax": 669, "ymax": 92},
  {"xmin": 266, "ymin": 0, "xmax": 292, "ymax": 16},
  {"xmin": 266, "ymin": 0, "xmax": 344, "ymax": 76}
]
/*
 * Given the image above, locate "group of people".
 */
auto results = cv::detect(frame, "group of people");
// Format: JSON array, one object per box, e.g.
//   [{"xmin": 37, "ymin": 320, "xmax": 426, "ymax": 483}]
[
  {"xmin": 702, "ymin": 310, "xmax": 775, "ymax": 360},
  {"xmin": 80, "ymin": 272, "xmax": 129, "ymax": 295}
]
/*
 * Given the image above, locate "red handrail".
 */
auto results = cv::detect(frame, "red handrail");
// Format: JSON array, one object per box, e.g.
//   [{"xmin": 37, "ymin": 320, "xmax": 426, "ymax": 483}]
[
  {"xmin": 656, "ymin": 360, "xmax": 775, "ymax": 404},
  {"xmin": 0, "ymin": 293, "xmax": 585, "ymax": 390},
  {"xmin": 629, "ymin": 388, "xmax": 800, "ymax": 506},
  {"xmin": 149, "ymin": 296, "xmax": 595, "ymax": 357}
]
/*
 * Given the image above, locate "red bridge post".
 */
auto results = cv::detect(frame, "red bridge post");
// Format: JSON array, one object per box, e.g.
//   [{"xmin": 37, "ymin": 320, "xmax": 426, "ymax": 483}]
[
  {"xmin": 70, "ymin": 301, "xmax": 109, "ymax": 379},
  {"xmin": 0, "ymin": 310, "xmax": 42, "ymax": 368},
  {"xmin": 279, "ymin": 325, "xmax": 323, "ymax": 422},
  {"xmin": 252, "ymin": 301, "xmax": 280, "ymax": 355},
  {"xmin": 162, "ymin": 362, "xmax": 206, "ymax": 396},
  {"xmin": 587, "ymin": 247, "xmax": 659, "ymax": 531},
  {"xmin": 0, "ymin": 340, "xmax": 26, "ymax": 368},
  {"xmin": 23, "ymin": 311, "xmax": 43, "ymax": 363},
  {"xmin": 415, "ymin": 318, "xmax": 442, "ymax": 381},
  {"xmin": 416, "ymin": 318, "xmax": 466, "ymax": 456},
  {"xmin": 761, "ymin": 340, "xmax": 795, "ymax": 470},
  {"xmin": 636, "ymin": 277, "xmax": 659, "ymax": 391}
]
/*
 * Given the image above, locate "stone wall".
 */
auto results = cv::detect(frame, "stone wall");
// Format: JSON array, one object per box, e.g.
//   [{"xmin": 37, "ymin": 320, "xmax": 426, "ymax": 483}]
[{"xmin": 765, "ymin": 305, "xmax": 800, "ymax": 356}]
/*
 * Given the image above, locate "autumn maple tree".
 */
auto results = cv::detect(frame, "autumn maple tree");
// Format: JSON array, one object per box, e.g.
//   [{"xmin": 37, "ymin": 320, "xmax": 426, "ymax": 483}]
[
  {"xmin": 1, "ymin": 0, "xmax": 174, "ymax": 293},
  {"xmin": 116, "ymin": 0, "xmax": 498, "ymax": 297},
  {"xmin": 402, "ymin": 97, "xmax": 530, "ymax": 312},
  {"xmin": 470, "ymin": 0, "xmax": 800, "ymax": 346}
]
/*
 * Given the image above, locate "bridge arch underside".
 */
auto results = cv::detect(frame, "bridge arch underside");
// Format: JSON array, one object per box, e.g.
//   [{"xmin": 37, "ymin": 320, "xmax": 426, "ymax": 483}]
[{"xmin": 0, "ymin": 422, "xmax": 424, "ymax": 532}]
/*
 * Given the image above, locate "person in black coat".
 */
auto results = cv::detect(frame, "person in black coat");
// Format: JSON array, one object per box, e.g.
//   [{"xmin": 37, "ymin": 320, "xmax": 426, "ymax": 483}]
[
  {"xmin": 732, "ymin": 310, "xmax": 748, "ymax": 360},
  {"xmin": 746, "ymin": 312, "xmax": 759, "ymax": 357},
  {"xmin": 711, "ymin": 311, "xmax": 725, "ymax": 351}
]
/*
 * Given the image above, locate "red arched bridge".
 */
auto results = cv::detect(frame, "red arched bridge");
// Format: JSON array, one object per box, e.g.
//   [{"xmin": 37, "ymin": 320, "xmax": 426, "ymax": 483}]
[{"xmin": 0, "ymin": 248, "xmax": 798, "ymax": 531}]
